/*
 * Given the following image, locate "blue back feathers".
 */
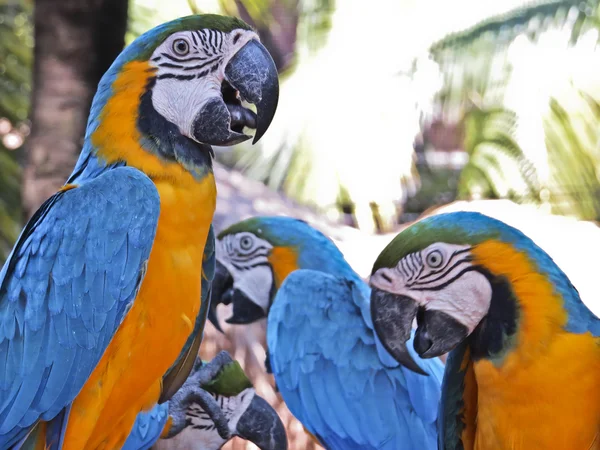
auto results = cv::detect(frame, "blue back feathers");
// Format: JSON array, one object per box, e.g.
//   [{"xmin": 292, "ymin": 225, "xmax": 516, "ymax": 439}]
[
  {"xmin": 122, "ymin": 403, "xmax": 169, "ymax": 450},
  {"xmin": 0, "ymin": 168, "xmax": 160, "ymax": 447}
]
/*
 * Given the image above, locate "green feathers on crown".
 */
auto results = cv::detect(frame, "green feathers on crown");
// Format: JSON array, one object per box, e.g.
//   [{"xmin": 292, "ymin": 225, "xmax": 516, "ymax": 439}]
[
  {"xmin": 201, "ymin": 359, "xmax": 253, "ymax": 397},
  {"xmin": 371, "ymin": 213, "xmax": 504, "ymax": 273},
  {"xmin": 131, "ymin": 14, "xmax": 253, "ymax": 61}
]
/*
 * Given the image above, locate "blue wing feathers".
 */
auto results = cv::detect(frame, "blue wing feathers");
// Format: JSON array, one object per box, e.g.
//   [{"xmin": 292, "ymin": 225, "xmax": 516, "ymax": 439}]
[
  {"xmin": 267, "ymin": 270, "xmax": 443, "ymax": 450},
  {"xmin": 122, "ymin": 403, "xmax": 169, "ymax": 450},
  {"xmin": 0, "ymin": 167, "xmax": 160, "ymax": 443}
]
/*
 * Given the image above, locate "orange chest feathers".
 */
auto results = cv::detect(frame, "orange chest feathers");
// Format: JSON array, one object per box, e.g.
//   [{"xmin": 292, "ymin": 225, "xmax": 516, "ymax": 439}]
[
  {"xmin": 463, "ymin": 241, "xmax": 600, "ymax": 450},
  {"xmin": 471, "ymin": 331, "xmax": 600, "ymax": 450},
  {"xmin": 138, "ymin": 175, "xmax": 216, "ymax": 346}
]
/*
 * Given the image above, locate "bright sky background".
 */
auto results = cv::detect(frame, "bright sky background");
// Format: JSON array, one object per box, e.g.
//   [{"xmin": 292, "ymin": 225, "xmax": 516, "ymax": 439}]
[{"xmin": 135, "ymin": 0, "xmax": 533, "ymax": 64}]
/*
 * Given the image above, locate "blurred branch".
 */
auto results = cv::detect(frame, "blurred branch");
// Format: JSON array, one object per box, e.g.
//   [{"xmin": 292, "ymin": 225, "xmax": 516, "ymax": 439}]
[{"xmin": 22, "ymin": 0, "xmax": 129, "ymax": 218}]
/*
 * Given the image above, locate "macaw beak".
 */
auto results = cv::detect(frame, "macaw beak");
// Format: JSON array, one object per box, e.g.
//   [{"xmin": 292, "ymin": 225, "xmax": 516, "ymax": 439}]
[
  {"xmin": 370, "ymin": 287, "xmax": 428, "ymax": 375},
  {"xmin": 224, "ymin": 288, "xmax": 267, "ymax": 325},
  {"xmin": 236, "ymin": 395, "xmax": 288, "ymax": 450},
  {"xmin": 413, "ymin": 308, "xmax": 469, "ymax": 358},
  {"xmin": 193, "ymin": 39, "xmax": 279, "ymax": 146},
  {"xmin": 208, "ymin": 260, "xmax": 234, "ymax": 333},
  {"xmin": 209, "ymin": 260, "xmax": 268, "ymax": 332}
]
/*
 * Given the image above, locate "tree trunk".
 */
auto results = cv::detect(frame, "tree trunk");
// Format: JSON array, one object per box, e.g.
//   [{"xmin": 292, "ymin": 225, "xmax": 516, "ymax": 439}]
[{"xmin": 22, "ymin": 0, "xmax": 129, "ymax": 218}]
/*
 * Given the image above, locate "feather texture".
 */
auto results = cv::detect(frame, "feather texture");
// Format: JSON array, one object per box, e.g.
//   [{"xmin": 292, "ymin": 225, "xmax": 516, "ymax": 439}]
[
  {"xmin": 122, "ymin": 403, "xmax": 169, "ymax": 450},
  {"xmin": 0, "ymin": 167, "xmax": 159, "ymax": 447},
  {"xmin": 267, "ymin": 269, "xmax": 444, "ymax": 450}
]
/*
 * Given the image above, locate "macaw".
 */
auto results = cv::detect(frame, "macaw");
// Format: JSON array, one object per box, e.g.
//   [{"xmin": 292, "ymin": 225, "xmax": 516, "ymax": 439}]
[
  {"xmin": 0, "ymin": 15, "xmax": 278, "ymax": 450},
  {"xmin": 369, "ymin": 211, "xmax": 600, "ymax": 450},
  {"xmin": 209, "ymin": 216, "xmax": 445, "ymax": 450},
  {"xmin": 122, "ymin": 351, "xmax": 287, "ymax": 450}
]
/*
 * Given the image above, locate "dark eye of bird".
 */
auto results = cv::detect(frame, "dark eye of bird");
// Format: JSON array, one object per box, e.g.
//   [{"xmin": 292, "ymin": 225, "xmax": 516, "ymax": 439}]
[
  {"xmin": 426, "ymin": 250, "xmax": 443, "ymax": 268},
  {"xmin": 240, "ymin": 236, "xmax": 253, "ymax": 251},
  {"xmin": 172, "ymin": 39, "xmax": 189, "ymax": 55}
]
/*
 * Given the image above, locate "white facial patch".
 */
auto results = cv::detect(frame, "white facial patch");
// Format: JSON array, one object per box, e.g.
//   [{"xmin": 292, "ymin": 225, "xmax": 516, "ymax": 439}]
[
  {"xmin": 217, "ymin": 232, "xmax": 274, "ymax": 312},
  {"xmin": 421, "ymin": 270, "xmax": 492, "ymax": 333},
  {"xmin": 227, "ymin": 388, "xmax": 255, "ymax": 433},
  {"xmin": 371, "ymin": 242, "xmax": 493, "ymax": 334},
  {"xmin": 180, "ymin": 388, "xmax": 256, "ymax": 450},
  {"xmin": 149, "ymin": 29, "xmax": 259, "ymax": 140},
  {"xmin": 234, "ymin": 265, "xmax": 273, "ymax": 311}
]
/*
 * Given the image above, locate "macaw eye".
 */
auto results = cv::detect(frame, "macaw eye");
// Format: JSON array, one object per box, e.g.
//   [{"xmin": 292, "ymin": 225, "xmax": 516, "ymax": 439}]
[
  {"xmin": 232, "ymin": 30, "xmax": 243, "ymax": 45},
  {"xmin": 426, "ymin": 250, "xmax": 444, "ymax": 268},
  {"xmin": 239, "ymin": 235, "xmax": 253, "ymax": 251},
  {"xmin": 172, "ymin": 38, "xmax": 190, "ymax": 56}
]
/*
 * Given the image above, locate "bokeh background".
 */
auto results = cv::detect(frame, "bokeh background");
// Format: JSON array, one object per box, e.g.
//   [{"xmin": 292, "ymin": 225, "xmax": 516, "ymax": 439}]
[{"xmin": 3, "ymin": 0, "xmax": 600, "ymax": 448}]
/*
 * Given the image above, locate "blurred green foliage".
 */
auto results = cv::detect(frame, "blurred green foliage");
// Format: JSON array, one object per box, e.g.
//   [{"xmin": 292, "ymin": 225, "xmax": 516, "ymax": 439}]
[
  {"xmin": 457, "ymin": 107, "xmax": 540, "ymax": 201},
  {"xmin": 0, "ymin": 0, "xmax": 32, "ymax": 262},
  {"xmin": 430, "ymin": 0, "xmax": 600, "ymax": 221}
]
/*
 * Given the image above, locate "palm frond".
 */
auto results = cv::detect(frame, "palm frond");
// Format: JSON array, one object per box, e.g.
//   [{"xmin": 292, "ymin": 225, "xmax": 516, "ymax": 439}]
[
  {"xmin": 430, "ymin": 0, "xmax": 590, "ymax": 55},
  {"xmin": 426, "ymin": 0, "xmax": 600, "ymax": 221}
]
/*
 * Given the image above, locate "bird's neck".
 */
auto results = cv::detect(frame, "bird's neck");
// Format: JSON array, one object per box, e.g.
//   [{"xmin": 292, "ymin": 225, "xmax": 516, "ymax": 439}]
[
  {"xmin": 269, "ymin": 242, "xmax": 360, "ymax": 289},
  {"xmin": 68, "ymin": 60, "xmax": 212, "ymax": 186},
  {"xmin": 469, "ymin": 239, "xmax": 574, "ymax": 366}
]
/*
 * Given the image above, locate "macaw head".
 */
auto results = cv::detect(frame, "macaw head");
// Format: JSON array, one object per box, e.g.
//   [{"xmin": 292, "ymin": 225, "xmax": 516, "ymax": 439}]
[
  {"xmin": 208, "ymin": 216, "xmax": 351, "ymax": 330},
  {"xmin": 79, "ymin": 14, "xmax": 278, "ymax": 179},
  {"xmin": 369, "ymin": 211, "xmax": 582, "ymax": 372},
  {"xmin": 169, "ymin": 354, "xmax": 287, "ymax": 450}
]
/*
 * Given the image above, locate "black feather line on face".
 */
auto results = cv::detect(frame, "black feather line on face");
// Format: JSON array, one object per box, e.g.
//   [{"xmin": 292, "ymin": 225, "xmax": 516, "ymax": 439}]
[
  {"xmin": 156, "ymin": 73, "xmax": 197, "ymax": 81},
  {"xmin": 182, "ymin": 56, "xmax": 222, "ymax": 72},
  {"xmin": 268, "ymin": 265, "xmax": 278, "ymax": 307},
  {"xmin": 469, "ymin": 267, "xmax": 519, "ymax": 361},
  {"xmin": 136, "ymin": 76, "xmax": 213, "ymax": 174},
  {"xmin": 161, "ymin": 53, "xmax": 210, "ymax": 63}
]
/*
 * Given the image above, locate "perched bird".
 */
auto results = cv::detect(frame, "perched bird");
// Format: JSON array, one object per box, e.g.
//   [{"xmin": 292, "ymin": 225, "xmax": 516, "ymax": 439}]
[
  {"xmin": 210, "ymin": 217, "xmax": 444, "ymax": 450},
  {"xmin": 0, "ymin": 15, "xmax": 278, "ymax": 450},
  {"xmin": 123, "ymin": 351, "xmax": 287, "ymax": 450},
  {"xmin": 369, "ymin": 211, "xmax": 600, "ymax": 450}
]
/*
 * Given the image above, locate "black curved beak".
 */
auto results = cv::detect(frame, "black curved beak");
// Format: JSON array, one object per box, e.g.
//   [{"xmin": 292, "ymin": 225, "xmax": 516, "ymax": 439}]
[
  {"xmin": 209, "ymin": 260, "xmax": 234, "ymax": 333},
  {"xmin": 193, "ymin": 38, "xmax": 279, "ymax": 147},
  {"xmin": 225, "ymin": 288, "xmax": 266, "ymax": 325},
  {"xmin": 370, "ymin": 287, "xmax": 427, "ymax": 375},
  {"xmin": 414, "ymin": 308, "xmax": 469, "ymax": 358},
  {"xmin": 225, "ymin": 39, "xmax": 279, "ymax": 144},
  {"xmin": 209, "ymin": 259, "xmax": 268, "ymax": 330},
  {"xmin": 236, "ymin": 395, "xmax": 288, "ymax": 450}
]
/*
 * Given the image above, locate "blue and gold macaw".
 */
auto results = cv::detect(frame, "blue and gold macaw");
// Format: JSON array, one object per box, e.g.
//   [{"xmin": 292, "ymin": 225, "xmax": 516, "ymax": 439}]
[
  {"xmin": 369, "ymin": 211, "xmax": 600, "ymax": 450},
  {"xmin": 122, "ymin": 352, "xmax": 287, "ymax": 450},
  {"xmin": 209, "ymin": 217, "xmax": 444, "ymax": 450},
  {"xmin": 0, "ymin": 15, "xmax": 278, "ymax": 450}
]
